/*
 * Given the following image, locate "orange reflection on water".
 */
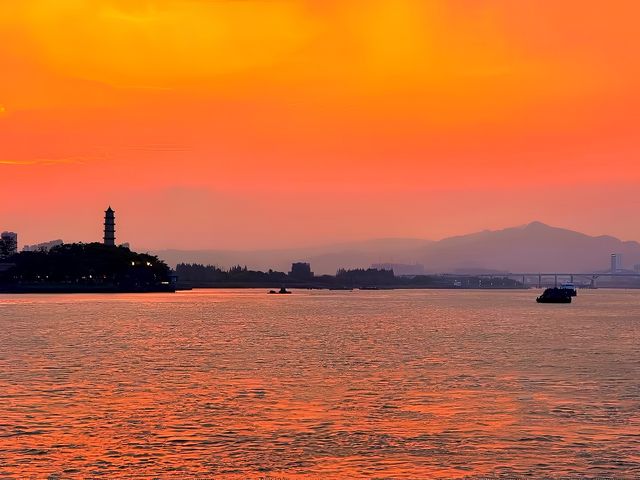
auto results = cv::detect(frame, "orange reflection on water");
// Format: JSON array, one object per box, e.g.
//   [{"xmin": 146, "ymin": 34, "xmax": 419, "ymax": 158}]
[{"xmin": 0, "ymin": 289, "xmax": 639, "ymax": 478}]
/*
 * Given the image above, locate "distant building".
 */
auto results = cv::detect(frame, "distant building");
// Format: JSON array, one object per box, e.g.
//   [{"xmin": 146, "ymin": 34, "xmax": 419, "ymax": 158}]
[
  {"xmin": 104, "ymin": 206, "xmax": 116, "ymax": 246},
  {"xmin": 1, "ymin": 231, "xmax": 18, "ymax": 255},
  {"xmin": 371, "ymin": 263, "xmax": 425, "ymax": 276},
  {"xmin": 23, "ymin": 239, "xmax": 63, "ymax": 252},
  {"xmin": 290, "ymin": 262, "xmax": 314, "ymax": 280},
  {"xmin": 634, "ymin": 264, "xmax": 640, "ymax": 273},
  {"xmin": 611, "ymin": 253, "xmax": 623, "ymax": 273}
]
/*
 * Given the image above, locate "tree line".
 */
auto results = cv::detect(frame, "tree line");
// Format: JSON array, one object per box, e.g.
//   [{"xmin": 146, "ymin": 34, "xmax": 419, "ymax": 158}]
[
  {"xmin": 0, "ymin": 243, "xmax": 172, "ymax": 289},
  {"xmin": 175, "ymin": 263, "xmax": 522, "ymax": 288}
]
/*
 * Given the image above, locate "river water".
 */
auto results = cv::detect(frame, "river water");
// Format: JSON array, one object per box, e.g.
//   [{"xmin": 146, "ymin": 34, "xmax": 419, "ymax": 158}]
[{"xmin": 0, "ymin": 289, "xmax": 638, "ymax": 478}]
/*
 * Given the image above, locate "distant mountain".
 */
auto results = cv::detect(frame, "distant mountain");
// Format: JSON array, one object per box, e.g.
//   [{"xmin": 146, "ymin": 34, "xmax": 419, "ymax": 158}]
[
  {"xmin": 152, "ymin": 222, "xmax": 640, "ymax": 274},
  {"xmin": 416, "ymin": 222, "xmax": 640, "ymax": 273}
]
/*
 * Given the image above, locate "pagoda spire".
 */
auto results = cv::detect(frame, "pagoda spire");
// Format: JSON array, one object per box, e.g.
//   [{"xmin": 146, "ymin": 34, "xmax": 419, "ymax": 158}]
[{"xmin": 104, "ymin": 206, "xmax": 115, "ymax": 246}]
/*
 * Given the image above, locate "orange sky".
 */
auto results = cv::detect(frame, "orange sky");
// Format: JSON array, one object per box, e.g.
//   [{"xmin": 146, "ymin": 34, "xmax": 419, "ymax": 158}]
[{"xmin": 2, "ymin": 0, "xmax": 640, "ymax": 249}]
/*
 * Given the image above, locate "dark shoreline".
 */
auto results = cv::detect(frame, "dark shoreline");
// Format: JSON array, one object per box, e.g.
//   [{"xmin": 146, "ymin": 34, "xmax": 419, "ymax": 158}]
[
  {"xmin": 0, "ymin": 282, "xmax": 529, "ymax": 293},
  {"xmin": 0, "ymin": 284, "xmax": 176, "ymax": 294},
  {"xmin": 175, "ymin": 283, "xmax": 528, "ymax": 290}
]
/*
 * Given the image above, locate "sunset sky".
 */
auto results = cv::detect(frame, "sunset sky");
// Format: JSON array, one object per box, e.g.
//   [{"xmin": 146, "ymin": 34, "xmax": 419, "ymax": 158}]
[{"xmin": 2, "ymin": 0, "xmax": 639, "ymax": 250}]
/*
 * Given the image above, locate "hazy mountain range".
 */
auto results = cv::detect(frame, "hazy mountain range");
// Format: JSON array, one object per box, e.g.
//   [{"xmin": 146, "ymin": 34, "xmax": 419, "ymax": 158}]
[{"xmin": 152, "ymin": 222, "xmax": 640, "ymax": 275}]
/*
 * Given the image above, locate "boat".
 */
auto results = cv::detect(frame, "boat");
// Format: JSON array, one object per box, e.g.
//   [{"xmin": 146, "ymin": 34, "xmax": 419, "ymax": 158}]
[
  {"xmin": 269, "ymin": 287, "xmax": 291, "ymax": 294},
  {"xmin": 559, "ymin": 282, "xmax": 578, "ymax": 297},
  {"xmin": 536, "ymin": 287, "xmax": 572, "ymax": 304}
]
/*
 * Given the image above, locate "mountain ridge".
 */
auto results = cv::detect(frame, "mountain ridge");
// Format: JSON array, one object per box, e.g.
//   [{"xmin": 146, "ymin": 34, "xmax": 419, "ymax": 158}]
[{"xmin": 151, "ymin": 222, "xmax": 640, "ymax": 274}]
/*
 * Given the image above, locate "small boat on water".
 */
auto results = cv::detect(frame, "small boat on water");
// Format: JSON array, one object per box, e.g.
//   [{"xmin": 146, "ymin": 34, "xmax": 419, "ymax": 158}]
[
  {"xmin": 536, "ymin": 287, "xmax": 572, "ymax": 304},
  {"xmin": 560, "ymin": 282, "xmax": 578, "ymax": 297},
  {"xmin": 269, "ymin": 287, "xmax": 292, "ymax": 294}
]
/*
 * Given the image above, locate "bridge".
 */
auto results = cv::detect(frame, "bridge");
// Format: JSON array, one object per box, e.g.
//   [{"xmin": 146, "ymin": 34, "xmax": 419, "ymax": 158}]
[{"xmin": 453, "ymin": 272, "xmax": 640, "ymax": 288}]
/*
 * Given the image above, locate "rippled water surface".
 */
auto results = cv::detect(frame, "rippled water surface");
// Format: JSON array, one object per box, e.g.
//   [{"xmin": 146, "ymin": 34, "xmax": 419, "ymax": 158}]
[{"xmin": 1, "ymin": 289, "xmax": 639, "ymax": 478}]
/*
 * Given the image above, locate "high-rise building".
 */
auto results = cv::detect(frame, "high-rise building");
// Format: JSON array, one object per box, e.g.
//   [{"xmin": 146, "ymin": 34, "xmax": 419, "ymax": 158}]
[
  {"xmin": 0, "ymin": 232, "xmax": 18, "ymax": 255},
  {"xmin": 1, "ymin": 231, "xmax": 18, "ymax": 255},
  {"xmin": 290, "ymin": 262, "xmax": 314, "ymax": 280},
  {"xmin": 104, "ymin": 207, "xmax": 116, "ymax": 246},
  {"xmin": 610, "ymin": 253, "xmax": 622, "ymax": 273}
]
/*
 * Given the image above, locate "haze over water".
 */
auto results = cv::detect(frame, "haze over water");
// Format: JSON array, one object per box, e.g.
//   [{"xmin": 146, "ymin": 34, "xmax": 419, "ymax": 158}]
[{"xmin": 1, "ymin": 289, "xmax": 639, "ymax": 478}]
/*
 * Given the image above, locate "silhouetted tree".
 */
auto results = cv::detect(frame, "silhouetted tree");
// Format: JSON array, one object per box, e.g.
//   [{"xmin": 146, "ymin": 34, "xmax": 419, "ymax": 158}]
[
  {"xmin": 175, "ymin": 263, "xmax": 288, "ymax": 284},
  {"xmin": 0, "ymin": 243, "xmax": 171, "ymax": 288},
  {"xmin": 335, "ymin": 268, "xmax": 395, "ymax": 286}
]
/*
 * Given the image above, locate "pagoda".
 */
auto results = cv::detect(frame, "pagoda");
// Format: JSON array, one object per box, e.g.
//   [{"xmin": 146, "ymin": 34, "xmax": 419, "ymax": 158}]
[{"xmin": 104, "ymin": 206, "xmax": 116, "ymax": 246}]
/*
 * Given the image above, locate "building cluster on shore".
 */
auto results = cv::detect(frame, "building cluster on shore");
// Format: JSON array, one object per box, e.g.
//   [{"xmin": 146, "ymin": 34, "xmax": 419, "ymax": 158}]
[
  {"xmin": 610, "ymin": 253, "xmax": 640, "ymax": 274},
  {"xmin": 0, "ymin": 207, "xmax": 174, "ymax": 293},
  {"xmin": 1, "ymin": 207, "xmax": 129, "ymax": 256}
]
